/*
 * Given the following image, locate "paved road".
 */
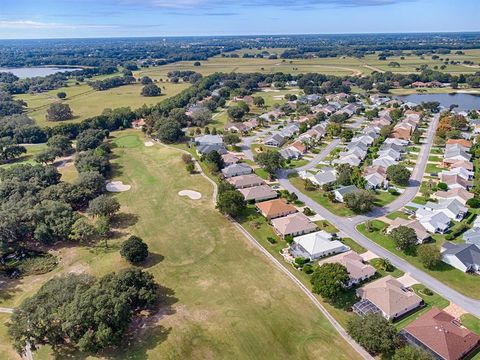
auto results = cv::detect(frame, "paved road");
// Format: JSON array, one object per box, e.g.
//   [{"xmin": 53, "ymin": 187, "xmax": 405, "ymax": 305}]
[
  {"xmin": 277, "ymin": 114, "xmax": 480, "ymax": 318},
  {"xmin": 242, "ymin": 125, "xmax": 280, "ymax": 161},
  {"xmin": 0, "ymin": 307, "xmax": 14, "ymax": 313}
]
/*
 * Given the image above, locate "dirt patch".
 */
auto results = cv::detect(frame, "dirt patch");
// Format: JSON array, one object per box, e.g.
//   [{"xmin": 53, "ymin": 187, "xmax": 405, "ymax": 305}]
[
  {"xmin": 107, "ymin": 181, "xmax": 131, "ymax": 192},
  {"xmin": 145, "ymin": 141, "xmax": 154, "ymax": 147},
  {"xmin": 178, "ymin": 190, "xmax": 202, "ymax": 200}
]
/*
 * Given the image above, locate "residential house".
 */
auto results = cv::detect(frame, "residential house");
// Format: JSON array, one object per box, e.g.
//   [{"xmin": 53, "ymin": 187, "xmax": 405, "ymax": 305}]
[
  {"xmin": 446, "ymin": 139, "xmax": 472, "ymax": 149},
  {"xmin": 333, "ymin": 154, "xmax": 362, "ymax": 167},
  {"xmin": 196, "ymin": 144, "xmax": 228, "ymax": 156},
  {"xmin": 421, "ymin": 199, "xmax": 467, "ymax": 221},
  {"xmin": 271, "ymin": 213, "xmax": 318, "ymax": 238},
  {"xmin": 463, "ymin": 226, "xmax": 480, "ymax": 248},
  {"xmin": 377, "ymin": 148, "xmax": 402, "ymax": 161},
  {"xmin": 440, "ymin": 167, "xmax": 474, "ymax": 181},
  {"xmin": 391, "ymin": 123, "xmax": 414, "ymax": 140},
  {"xmin": 443, "ymin": 148, "xmax": 471, "ymax": 167},
  {"xmin": 450, "ymin": 160, "xmax": 473, "ymax": 171},
  {"xmin": 440, "ymin": 173, "xmax": 473, "ymax": 191},
  {"xmin": 224, "ymin": 122, "xmax": 248, "ymax": 133},
  {"xmin": 441, "ymin": 243, "xmax": 480, "ymax": 273},
  {"xmin": 418, "ymin": 211, "xmax": 451, "ymax": 234},
  {"xmin": 401, "ymin": 307, "xmax": 480, "ymax": 360},
  {"xmin": 311, "ymin": 168, "xmax": 337, "ymax": 186},
  {"xmin": 255, "ymin": 198, "xmax": 297, "ymax": 220},
  {"xmin": 334, "ymin": 185, "xmax": 358, "ymax": 203},
  {"xmin": 227, "ymin": 174, "xmax": 265, "ymax": 189},
  {"xmin": 319, "ymin": 251, "xmax": 376, "ymax": 287},
  {"xmin": 387, "ymin": 218, "xmax": 430, "ymax": 243},
  {"xmin": 132, "ymin": 118, "xmax": 146, "ymax": 128},
  {"xmin": 340, "ymin": 147, "xmax": 368, "ymax": 161},
  {"xmin": 238, "ymin": 185, "xmax": 277, "ymax": 202},
  {"xmin": 372, "ymin": 157, "xmax": 397, "ymax": 168},
  {"xmin": 365, "ymin": 172, "xmax": 387, "ymax": 190},
  {"xmin": 221, "ymin": 163, "xmax": 253, "ymax": 178},
  {"xmin": 263, "ymin": 133, "xmax": 285, "ymax": 147},
  {"xmin": 290, "ymin": 231, "xmax": 349, "ymax": 260},
  {"xmin": 194, "ymin": 134, "xmax": 223, "ymax": 146},
  {"xmin": 354, "ymin": 275, "xmax": 423, "ymax": 320},
  {"xmin": 280, "ymin": 147, "xmax": 302, "ymax": 160},
  {"xmin": 434, "ymin": 188, "xmax": 474, "ymax": 205},
  {"xmin": 221, "ymin": 153, "xmax": 240, "ymax": 166},
  {"xmin": 279, "ymin": 123, "xmax": 300, "ymax": 138}
]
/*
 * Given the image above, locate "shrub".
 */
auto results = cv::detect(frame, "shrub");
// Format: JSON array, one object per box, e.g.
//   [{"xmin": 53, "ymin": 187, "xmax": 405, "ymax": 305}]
[
  {"xmin": 467, "ymin": 198, "xmax": 480, "ymax": 208},
  {"xmin": 285, "ymin": 235, "xmax": 294, "ymax": 244},
  {"xmin": 294, "ymin": 257, "xmax": 306, "ymax": 266},
  {"xmin": 437, "ymin": 182, "xmax": 448, "ymax": 191},
  {"xmin": 303, "ymin": 264, "xmax": 314, "ymax": 274},
  {"xmin": 266, "ymin": 237, "xmax": 277, "ymax": 244},
  {"xmin": 120, "ymin": 235, "xmax": 149, "ymax": 264}
]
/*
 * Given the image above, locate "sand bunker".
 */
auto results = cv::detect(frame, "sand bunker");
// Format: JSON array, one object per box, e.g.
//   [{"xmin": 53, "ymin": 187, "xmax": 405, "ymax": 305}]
[
  {"xmin": 178, "ymin": 190, "xmax": 202, "ymax": 200},
  {"xmin": 106, "ymin": 181, "xmax": 131, "ymax": 192},
  {"xmin": 144, "ymin": 141, "xmax": 154, "ymax": 147}
]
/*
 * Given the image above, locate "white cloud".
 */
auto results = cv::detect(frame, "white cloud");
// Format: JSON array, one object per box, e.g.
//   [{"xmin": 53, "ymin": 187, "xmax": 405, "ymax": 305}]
[{"xmin": 0, "ymin": 20, "xmax": 115, "ymax": 29}]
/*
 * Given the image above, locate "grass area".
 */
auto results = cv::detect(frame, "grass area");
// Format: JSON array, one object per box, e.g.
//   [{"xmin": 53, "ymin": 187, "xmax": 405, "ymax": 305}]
[
  {"xmin": 357, "ymin": 220, "xmax": 480, "ymax": 300},
  {"xmin": 341, "ymin": 237, "xmax": 366, "ymax": 254},
  {"xmin": 395, "ymin": 284, "xmax": 450, "ymax": 330},
  {"xmin": 386, "ymin": 211, "xmax": 410, "ymax": 220},
  {"xmin": 0, "ymin": 129, "xmax": 362, "ymax": 359},
  {"xmin": 289, "ymin": 176, "xmax": 356, "ymax": 217},
  {"xmin": 254, "ymin": 167, "xmax": 270, "ymax": 180},
  {"xmin": 412, "ymin": 196, "xmax": 428, "ymax": 205},
  {"xmin": 0, "ymin": 143, "xmax": 46, "ymax": 169},
  {"xmin": 17, "ymin": 80, "xmax": 189, "ymax": 127},
  {"xmin": 286, "ymin": 159, "xmax": 310, "ymax": 169},
  {"xmin": 462, "ymin": 314, "xmax": 480, "ymax": 335},
  {"xmin": 369, "ymin": 258, "xmax": 404, "ymax": 278},
  {"xmin": 0, "ymin": 313, "xmax": 17, "ymax": 360},
  {"xmin": 373, "ymin": 190, "xmax": 400, "ymax": 207},
  {"xmin": 426, "ymin": 163, "xmax": 444, "ymax": 174},
  {"xmin": 428, "ymin": 155, "xmax": 442, "ymax": 162}
]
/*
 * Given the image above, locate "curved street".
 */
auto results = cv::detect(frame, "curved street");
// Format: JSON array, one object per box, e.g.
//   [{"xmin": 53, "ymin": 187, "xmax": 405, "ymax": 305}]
[{"xmin": 242, "ymin": 114, "xmax": 480, "ymax": 318}]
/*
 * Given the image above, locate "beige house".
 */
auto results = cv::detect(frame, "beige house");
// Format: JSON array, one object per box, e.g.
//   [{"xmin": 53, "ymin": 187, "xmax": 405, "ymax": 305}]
[
  {"xmin": 354, "ymin": 275, "xmax": 422, "ymax": 320},
  {"xmin": 319, "ymin": 251, "xmax": 376, "ymax": 287},
  {"xmin": 271, "ymin": 213, "xmax": 317, "ymax": 238},
  {"xmin": 226, "ymin": 174, "xmax": 265, "ymax": 189},
  {"xmin": 238, "ymin": 185, "xmax": 277, "ymax": 202},
  {"xmin": 386, "ymin": 218, "xmax": 430, "ymax": 243},
  {"xmin": 434, "ymin": 188, "xmax": 474, "ymax": 205}
]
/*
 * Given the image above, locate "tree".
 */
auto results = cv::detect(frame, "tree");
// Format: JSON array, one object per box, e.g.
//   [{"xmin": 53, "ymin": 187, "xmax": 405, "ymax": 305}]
[
  {"xmin": 35, "ymin": 149, "xmax": 58, "ymax": 164},
  {"xmin": 326, "ymin": 123, "xmax": 342, "ymax": 137},
  {"xmin": 346, "ymin": 314, "xmax": 398, "ymax": 356},
  {"xmin": 75, "ymin": 151, "xmax": 110, "ymax": 176},
  {"xmin": 120, "ymin": 235, "xmax": 149, "ymax": 263},
  {"xmin": 227, "ymin": 106, "xmax": 246, "ymax": 122},
  {"xmin": 69, "ymin": 217, "xmax": 96, "ymax": 243},
  {"xmin": 254, "ymin": 151, "xmax": 284, "ymax": 176},
  {"xmin": 340, "ymin": 129, "xmax": 353, "ymax": 142},
  {"xmin": 387, "ymin": 164, "xmax": 411, "ymax": 186},
  {"xmin": 418, "ymin": 245, "xmax": 441, "ymax": 269},
  {"xmin": 377, "ymin": 258, "xmax": 392, "ymax": 272},
  {"xmin": 9, "ymin": 269, "xmax": 158, "ymax": 353},
  {"xmin": 390, "ymin": 225, "xmax": 417, "ymax": 252},
  {"xmin": 336, "ymin": 164, "xmax": 353, "ymax": 186},
  {"xmin": 76, "ymin": 129, "xmax": 106, "ymax": 152},
  {"xmin": 0, "ymin": 137, "xmax": 26, "ymax": 162},
  {"xmin": 56, "ymin": 91, "xmax": 67, "ymax": 99},
  {"xmin": 88, "ymin": 195, "xmax": 120, "ymax": 218},
  {"xmin": 253, "ymin": 96, "xmax": 265, "ymax": 108},
  {"xmin": 140, "ymin": 76, "xmax": 153, "ymax": 85},
  {"xmin": 141, "ymin": 84, "xmax": 161, "ymax": 97},
  {"xmin": 224, "ymin": 133, "xmax": 241, "ymax": 146},
  {"xmin": 157, "ymin": 121, "xmax": 183, "ymax": 143},
  {"xmin": 344, "ymin": 190, "xmax": 376, "ymax": 213},
  {"xmin": 46, "ymin": 103, "xmax": 73, "ymax": 121},
  {"xmin": 205, "ymin": 150, "xmax": 224, "ymax": 172},
  {"xmin": 392, "ymin": 346, "xmax": 434, "ymax": 360},
  {"xmin": 47, "ymin": 135, "xmax": 72, "ymax": 155},
  {"xmin": 217, "ymin": 190, "xmax": 245, "ymax": 217},
  {"xmin": 467, "ymin": 198, "xmax": 480, "ymax": 208},
  {"xmin": 190, "ymin": 107, "xmax": 212, "ymax": 127},
  {"xmin": 310, "ymin": 263, "xmax": 349, "ymax": 302}
]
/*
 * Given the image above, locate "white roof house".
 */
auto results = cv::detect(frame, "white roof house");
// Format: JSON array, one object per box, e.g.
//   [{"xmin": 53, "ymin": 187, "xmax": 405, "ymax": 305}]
[
  {"xmin": 377, "ymin": 149, "xmax": 402, "ymax": 161},
  {"xmin": 194, "ymin": 134, "xmax": 223, "ymax": 146},
  {"xmin": 263, "ymin": 133, "xmax": 285, "ymax": 147},
  {"xmin": 421, "ymin": 199, "xmax": 467, "ymax": 221},
  {"xmin": 441, "ymin": 243, "xmax": 480, "ymax": 273},
  {"xmin": 290, "ymin": 231, "xmax": 350, "ymax": 260},
  {"xmin": 418, "ymin": 211, "xmax": 451, "ymax": 234},
  {"xmin": 372, "ymin": 157, "xmax": 397, "ymax": 168},
  {"xmin": 280, "ymin": 147, "xmax": 302, "ymax": 160},
  {"xmin": 311, "ymin": 169, "xmax": 337, "ymax": 186},
  {"xmin": 365, "ymin": 173, "xmax": 387, "ymax": 189},
  {"xmin": 333, "ymin": 154, "xmax": 362, "ymax": 167}
]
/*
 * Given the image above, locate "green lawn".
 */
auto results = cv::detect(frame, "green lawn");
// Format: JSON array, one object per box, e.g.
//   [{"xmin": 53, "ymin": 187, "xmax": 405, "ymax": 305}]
[
  {"xmin": 412, "ymin": 196, "xmax": 428, "ymax": 205},
  {"xmin": 2, "ymin": 129, "xmax": 362, "ymax": 359},
  {"xmin": 386, "ymin": 211, "xmax": 411, "ymax": 220},
  {"xmin": 374, "ymin": 190, "xmax": 400, "ymax": 207},
  {"xmin": 254, "ymin": 167, "xmax": 270, "ymax": 180},
  {"xmin": 18, "ymin": 80, "xmax": 189, "ymax": 127},
  {"xmin": 0, "ymin": 313, "xmax": 16, "ymax": 360},
  {"xmin": 462, "ymin": 314, "xmax": 480, "ymax": 335},
  {"xmin": 426, "ymin": 163, "xmax": 444, "ymax": 174},
  {"xmin": 341, "ymin": 237, "xmax": 366, "ymax": 254},
  {"xmin": 0, "ymin": 143, "xmax": 46, "ymax": 169},
  {"xmin": 357, "ymin": 220, "xmax": 480, "ymax": 300},
  {"xmin": 289, "ymin": 176, "xmax": 356, "ymax": 217}
]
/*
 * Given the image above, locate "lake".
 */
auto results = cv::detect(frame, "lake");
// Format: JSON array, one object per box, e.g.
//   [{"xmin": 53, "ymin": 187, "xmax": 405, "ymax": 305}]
[
  {"xmin": 0, "ymin": 67, "xmax": 82, "ymax": 79},
  {"xmin": 394, "ymin": 93, "xmax": 480, "ymax": 111}
]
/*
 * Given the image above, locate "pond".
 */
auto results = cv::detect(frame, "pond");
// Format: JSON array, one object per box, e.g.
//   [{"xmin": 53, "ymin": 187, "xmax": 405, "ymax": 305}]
[
  {"xmin": 0, "ymin": 66, "xmax": 82, "ymax": 78},
  {"xmin": 394, "ymin": 92, "xmax": 480, "ymax": 111}
]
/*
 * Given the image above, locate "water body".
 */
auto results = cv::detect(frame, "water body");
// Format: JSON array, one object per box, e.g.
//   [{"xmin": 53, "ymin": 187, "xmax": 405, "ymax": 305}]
[
  {"xmin": 0, "ymin": 67, "xmax": 82, "ymax": 79},
  {"xmin": 395, "ymin": 93, "xmax": 480, "ymax": 111}
]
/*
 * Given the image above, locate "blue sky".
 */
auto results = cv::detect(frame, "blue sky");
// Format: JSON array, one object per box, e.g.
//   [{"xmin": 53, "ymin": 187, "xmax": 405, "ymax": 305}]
[{"xmin": 0, "ymin": 0, "xmax": 478, "ymax": 39}]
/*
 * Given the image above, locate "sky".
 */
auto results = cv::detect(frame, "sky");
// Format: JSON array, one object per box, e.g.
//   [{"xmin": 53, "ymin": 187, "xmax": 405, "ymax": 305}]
[{"xmin": 0, "ymin": 0, "xmax": 478, "ymax": 39}]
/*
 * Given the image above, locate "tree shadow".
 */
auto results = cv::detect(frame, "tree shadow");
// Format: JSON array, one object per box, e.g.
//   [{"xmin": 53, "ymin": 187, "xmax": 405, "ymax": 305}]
[
  {"xmin": 110, "ymin": 213, "xmax": 139, "ymax": 229},
  {"xmin": 141, "ymin": 253, "xmax": 164, "ymax": 269},
  {"xmin": 0, "ymin": 275, "xmax": 22, "ymax": 303}
]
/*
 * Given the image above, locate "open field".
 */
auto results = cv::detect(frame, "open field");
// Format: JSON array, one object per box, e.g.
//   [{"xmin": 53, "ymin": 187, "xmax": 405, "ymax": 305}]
[
  {"xmin": 0, "ymin": 130, "xmax": 361, "ymax": 359},
  {"xmin": 16, "ymin": 79, "xmax": 189, "ymax": 127},
  {"xmin": 138, "ymin": 49, "xmax": 480, "ymax": 80},
  {"xmin": 0, "ymin": 313, "xmax": 17, "ymax": 360}
]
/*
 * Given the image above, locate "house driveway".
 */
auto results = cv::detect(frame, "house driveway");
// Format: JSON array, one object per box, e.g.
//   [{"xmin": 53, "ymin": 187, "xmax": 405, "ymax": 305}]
[
  {"xmin": 397, "ymin": 273, "xmax": 419, "ymax": 288},
  {"xmin": 360, "ymin": 250, "xmax": 379, "ymax": 262}
]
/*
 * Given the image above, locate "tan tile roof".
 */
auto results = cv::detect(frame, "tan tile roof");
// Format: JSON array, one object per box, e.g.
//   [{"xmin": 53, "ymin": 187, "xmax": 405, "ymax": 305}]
[
  {"xmin": 450, "ymin": 160, "xmax": 473, "ymax": 171},
  {"xmin": 226, "ymin": 174, "xmax": 265, "ymax": 188},
  {"xmin": 388, "ymin": 218, "xmax": 430, "ymax": 242},
  {"xmin": 271, "ymin": 213, "xmax": 317, "ymax": 236},
  {"xmin": 404, "ymin": 307, "xmax": 480, "ymax": 360},
  {"xmin": 238, "ymin": 185, "xmax": 277, "ymax": 201},
  {"xmin": 447, "ymin": 139, "xmax": 472, "ymax": 148},
  {"xmin": 434, "ymin": 188, "xmax": 474, "ymax": 203},
  {"xmin": 319, "ymin": 251, "xmax": 376, "ymax": 282},
  {"xmin": 255, "ymin": 199, "xmax": 297, "ymax": 219},
  {"xmin": 357, "ymin": 275, "xmax": 422, "ymax": 318}
]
